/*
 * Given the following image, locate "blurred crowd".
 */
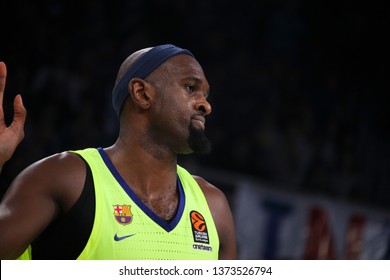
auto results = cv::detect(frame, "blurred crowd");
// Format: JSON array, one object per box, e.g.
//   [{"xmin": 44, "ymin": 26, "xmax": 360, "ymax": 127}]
[{"xmin": 1, "ymin": 0, "xmax": 388, "ymax": 209}]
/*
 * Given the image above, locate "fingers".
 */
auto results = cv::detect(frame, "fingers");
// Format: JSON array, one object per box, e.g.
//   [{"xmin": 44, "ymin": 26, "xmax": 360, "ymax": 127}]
[
  {"xmin": 0, "ymin": 63, "xmax": 26, "ymax": 167},
  {"xmin": 0, "ymin": 61, "xmax": 6, "ymax": 91},
  {"xmin": 0, "ymin": 62, "xmax": 27, "ymax": 137},
  {"xmin": 11, "ymin": 94, "xmax": 27, "ymax": 141},
  {"xmin": 0, "ymin": 62, "xmax": 6, "ymax": 121}
]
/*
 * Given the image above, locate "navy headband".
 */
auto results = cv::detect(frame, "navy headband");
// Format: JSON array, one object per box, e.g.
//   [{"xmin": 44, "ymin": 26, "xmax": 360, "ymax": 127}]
[{"xmin": 112, "ymin": 44, "xmax": 194, "ymax": 116}]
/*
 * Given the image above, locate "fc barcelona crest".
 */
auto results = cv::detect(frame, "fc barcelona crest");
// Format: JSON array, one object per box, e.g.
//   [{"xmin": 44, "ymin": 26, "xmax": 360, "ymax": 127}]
[{"xmin": 113, "ymin": 204, "xmax": 133, "ymax": 225}]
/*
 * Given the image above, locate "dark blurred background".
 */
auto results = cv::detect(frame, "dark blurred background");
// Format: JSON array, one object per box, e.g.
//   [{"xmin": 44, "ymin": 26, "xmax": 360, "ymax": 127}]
[{"xmin": 0, "ymin": 0, "xmax": 389, "ymax": 211}]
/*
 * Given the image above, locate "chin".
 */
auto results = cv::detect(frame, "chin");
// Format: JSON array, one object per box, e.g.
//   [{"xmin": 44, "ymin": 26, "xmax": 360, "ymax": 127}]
[{"xmin": 188, "ymin": 125, "xmax": 212, "ymax": 155}]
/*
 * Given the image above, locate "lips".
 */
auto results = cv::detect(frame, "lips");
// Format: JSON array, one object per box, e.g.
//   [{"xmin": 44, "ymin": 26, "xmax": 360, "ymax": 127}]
[{"xmin": 191, "ymin": 116, "xmax": 206, "ymax": 129}]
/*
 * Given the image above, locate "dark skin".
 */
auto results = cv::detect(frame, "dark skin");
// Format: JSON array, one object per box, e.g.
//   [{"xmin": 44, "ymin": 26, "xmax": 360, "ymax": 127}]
[
  {"xmin": 0, "ymin": 62, "xmax": 26, "ymax": 174},
  {"xmin": 0, "ymin": 54, "xmax": 237, "ymax": 259}
]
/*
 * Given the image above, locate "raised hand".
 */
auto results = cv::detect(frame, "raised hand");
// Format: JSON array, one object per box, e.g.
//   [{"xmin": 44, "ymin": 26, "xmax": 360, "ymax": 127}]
[{"xmin": 0, "ymin": 62, "xmax": 27, "ymax": 172}]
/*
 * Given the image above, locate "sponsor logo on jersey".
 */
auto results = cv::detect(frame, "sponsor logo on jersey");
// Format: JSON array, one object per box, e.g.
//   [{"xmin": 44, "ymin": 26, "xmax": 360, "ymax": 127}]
[
  {"xmin": 192, "ymin": 243, "xmax": 213, "ymax": 252},
  {"xmin": 113, "ymin": 204, "xmax": 133, "ymax": 225},
  {"xmin": 114, "ymin": 233, "xmax": 136, "ymax": 241},
  {"xmin": 190, "ymin": 210, "xmax": 209, "ymax": 244}
]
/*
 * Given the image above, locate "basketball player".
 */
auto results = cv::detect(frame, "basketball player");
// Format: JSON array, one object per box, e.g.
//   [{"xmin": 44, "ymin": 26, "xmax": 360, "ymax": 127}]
[{"xmin": 0, "ymin": 45, "xmax": 237, "ymax": 259}]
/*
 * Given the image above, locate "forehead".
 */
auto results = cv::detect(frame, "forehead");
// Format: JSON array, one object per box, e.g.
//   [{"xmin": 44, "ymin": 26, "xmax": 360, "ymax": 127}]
[{"xmin": 159, "ymin": 54, "xmax": 208, "ymax": 81}]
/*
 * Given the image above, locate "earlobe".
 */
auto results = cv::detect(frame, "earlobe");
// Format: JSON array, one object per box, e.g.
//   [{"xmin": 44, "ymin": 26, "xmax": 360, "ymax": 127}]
[{"xmin": 129, "ymin": 78, "xmax": 152, "ymax": 109}]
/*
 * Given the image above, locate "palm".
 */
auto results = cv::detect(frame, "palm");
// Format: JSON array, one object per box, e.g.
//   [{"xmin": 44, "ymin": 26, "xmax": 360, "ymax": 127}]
[
  {"xmin": 0, "ymin": 118, "xmax": 23, "ymax": 162},
  {"xmin": 0, "ymin": 62, "xmax": 26, "ymax": 167}
]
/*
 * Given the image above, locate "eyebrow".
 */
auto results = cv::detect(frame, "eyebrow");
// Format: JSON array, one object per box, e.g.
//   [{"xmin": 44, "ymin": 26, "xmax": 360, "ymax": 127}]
[{"xmin": 182, "ymin": 76, "xmax": 202, "ymax": 84}]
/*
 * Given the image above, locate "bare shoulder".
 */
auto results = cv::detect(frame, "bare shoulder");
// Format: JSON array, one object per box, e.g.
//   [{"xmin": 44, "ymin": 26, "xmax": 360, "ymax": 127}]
[
  {"xmin": 22, "ymin": 150, "xmax": 85, "ymax": 171},
  {"xmin": 192, "ymin": 175, "xmax": 231, "ymax": 223},
  {"xmin": 9, "ymin": 151, "xmax": 87, "ymax": 212},
  {"xmin": 193, "ymin": 175, "xmax": 226, "ymax": 200},
  {"xmin": 13, "ymin": 151, "xmax": 86, "ymax": 187},
  {"xmin": 0, "ymin": 151, "xmax": 87, "ymax": 258},
  {"xmin": 193, "ymin": 175, "xmax": 237, "ymax": 259}
]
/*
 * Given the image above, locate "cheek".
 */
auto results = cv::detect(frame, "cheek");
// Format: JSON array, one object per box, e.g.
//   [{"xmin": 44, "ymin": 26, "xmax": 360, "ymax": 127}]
[
  {"xmin": 155, "ymin": 98, "xmax": 189, "ymax": 133},
  {"xmin": 171, "ymin": 108, "xmax": 191, "ymax": 131},
  {"xmin": 164, "ymin": 95, "xmax": 192, "ymax": 122},
  {"xmin": 156, "ymin": 87, "xmax": 194, "ymax": 130}
]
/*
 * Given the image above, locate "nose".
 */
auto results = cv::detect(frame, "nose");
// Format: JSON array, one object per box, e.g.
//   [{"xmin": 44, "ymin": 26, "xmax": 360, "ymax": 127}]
[{"xmin": 195, "ymin": 97, "xmax": 212, "ymax": 116}]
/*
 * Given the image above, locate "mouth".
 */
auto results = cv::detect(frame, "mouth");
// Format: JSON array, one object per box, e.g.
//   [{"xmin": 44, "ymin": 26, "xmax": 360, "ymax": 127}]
[{"xmin": 191, "ymin": 116, "xmax": 206, "ymax": 130}]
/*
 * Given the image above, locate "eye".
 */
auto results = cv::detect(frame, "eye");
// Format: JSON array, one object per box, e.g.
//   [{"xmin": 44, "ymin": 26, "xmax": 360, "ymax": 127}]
[{"xmin": 185, "ymin": 85, "xmax": 195, "ymax": 94}]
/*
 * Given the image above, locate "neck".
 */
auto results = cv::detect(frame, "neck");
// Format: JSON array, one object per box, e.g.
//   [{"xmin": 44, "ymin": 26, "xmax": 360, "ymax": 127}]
[{"xmin": 104, "ymin": 136, "xmax": 178, "ymax": 197}]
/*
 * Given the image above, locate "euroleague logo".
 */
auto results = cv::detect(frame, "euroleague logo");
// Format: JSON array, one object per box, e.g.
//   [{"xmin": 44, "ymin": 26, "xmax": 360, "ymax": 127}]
[{"xmin": 190, "ymin": 210, "xmax": 209, "ymax": 244}]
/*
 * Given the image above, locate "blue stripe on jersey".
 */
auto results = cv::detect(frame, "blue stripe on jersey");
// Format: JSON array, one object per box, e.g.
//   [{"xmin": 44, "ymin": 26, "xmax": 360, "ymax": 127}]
[{"xmin": 97, "ymin": 147, "xmax": 185, "ymax": 232}]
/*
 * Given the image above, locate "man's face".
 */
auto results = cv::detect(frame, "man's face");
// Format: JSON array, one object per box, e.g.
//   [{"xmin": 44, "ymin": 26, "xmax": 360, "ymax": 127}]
[{"xmin": 147, "ymin": 55, "xmax": 212, "ymax": 155}]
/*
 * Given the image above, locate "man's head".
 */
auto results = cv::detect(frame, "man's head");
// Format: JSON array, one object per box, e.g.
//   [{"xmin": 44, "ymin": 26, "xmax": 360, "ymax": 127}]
[
  {"xmin": 113, "ymin": 44, "xmax": 212, "ymax": 156},
  {"xmin": 112, "ymin": 44, "xmax": 194, "ymax": 116}
]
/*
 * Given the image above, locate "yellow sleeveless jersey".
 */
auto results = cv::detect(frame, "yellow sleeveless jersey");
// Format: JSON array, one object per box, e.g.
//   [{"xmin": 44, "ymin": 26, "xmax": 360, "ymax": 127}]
[
  {"xmin": 17, "ymin": 148, "xmax": 219, "ymax": 260},
  {"xmin": 74, "ymin": 148, "xmax": 219, "ymax": 259}
]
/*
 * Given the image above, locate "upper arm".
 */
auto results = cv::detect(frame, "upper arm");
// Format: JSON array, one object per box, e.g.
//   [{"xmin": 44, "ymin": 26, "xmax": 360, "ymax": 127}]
[
  {"xmin": 194, "ymin": 176, "xmax": 237, "ymax": 260},
  {"xmin": 0, "ymin": 152, "xmax": 86, "ymax": 259}
]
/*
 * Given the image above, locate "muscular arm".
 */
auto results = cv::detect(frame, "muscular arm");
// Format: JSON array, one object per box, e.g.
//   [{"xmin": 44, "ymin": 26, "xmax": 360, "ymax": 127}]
[
  {"xmin": 0, "ymin": 152, "xmax": 86, "ymax": 259},
  {"xmin": 194, "ymin": 176, "xmax": 237, "ymax": 260}
]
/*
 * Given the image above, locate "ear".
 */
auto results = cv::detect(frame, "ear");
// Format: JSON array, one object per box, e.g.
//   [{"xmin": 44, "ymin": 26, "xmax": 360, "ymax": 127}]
[{"xmin": 128, "ymin": 78, "xmax": 154, "ymax": 109}]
